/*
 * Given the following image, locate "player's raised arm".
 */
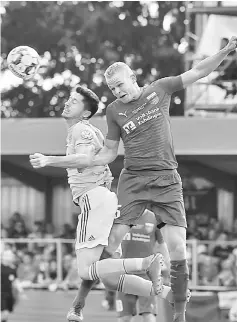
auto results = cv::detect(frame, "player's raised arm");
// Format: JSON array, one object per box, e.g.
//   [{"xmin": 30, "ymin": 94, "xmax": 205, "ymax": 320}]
[{"xmin": 181, "ymin": 36, "xmax": 237, "ymax": 88}]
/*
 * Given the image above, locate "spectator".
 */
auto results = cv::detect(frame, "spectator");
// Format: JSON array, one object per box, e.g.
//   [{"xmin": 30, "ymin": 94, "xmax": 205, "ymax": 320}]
[
  {"xmin": 17, "ymin": 252, "xmax": 39, "ymax": 288},
  {"xmin": 1, "ymin": 224, "xmax": 8, "ymax": 238},
  {"xmin": 8, "ymin": 221, "xmax": 28, "ymax": 239},
  {"xmin": 216, "ymin": 254, "xmax": 237, "ymax": 287},
  {"xmin": 43, "ymin": 222, "xmax": 55, "ymax": 239},
  {"xmin": 8, "ymin": 212, "xmax": 25, "ymax": 228},
  {"xmin": 28, "ymin": 221, "xmax": 46, "ymax": 253},
  {"xmin": 58, "ymin": 223, "xmax": 74, "ymax": 239},
  {"xmin": 28, "ymin": 221, "xmax": 44, "ymax": 239},
  {"xmin": 211, "ymin": 232, "xmax": 234, "ymax": 260}
]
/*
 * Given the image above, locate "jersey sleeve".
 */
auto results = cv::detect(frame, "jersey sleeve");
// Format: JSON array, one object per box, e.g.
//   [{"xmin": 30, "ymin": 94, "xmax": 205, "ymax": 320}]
[
  {"xmin": 72, "ymin": 124, "xmax": 94, "ymax": 146},
  {"xmin": 155, "ymin": 76, "xmax": 184, "ymax": 94},
  {"xmin": 106, "ymin": 104, "xmax": 121, "ymax": 141}
]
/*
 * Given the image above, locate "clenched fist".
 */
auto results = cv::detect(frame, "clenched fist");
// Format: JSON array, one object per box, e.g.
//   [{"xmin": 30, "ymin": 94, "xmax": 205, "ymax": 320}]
[
  {"xmin": 226, "ymin": 36, "xmax": 237, "ymax": 53},
  {"xmin": 29, "ymin": 153, "xmax": 49, "ymax": 168}
]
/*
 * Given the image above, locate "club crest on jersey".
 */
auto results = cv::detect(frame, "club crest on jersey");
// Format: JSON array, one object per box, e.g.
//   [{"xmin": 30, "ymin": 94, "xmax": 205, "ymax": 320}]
[
  {"xmin": 81, "ymin": 130, "xmax": 93, "ymax": 140},
  {"xmin": 147, "ymin": 92, "xmax": 159, "ymax": 105},
  {"xmin": 123, "ymin": 121, "xmax": 136, "ymax": 134}
]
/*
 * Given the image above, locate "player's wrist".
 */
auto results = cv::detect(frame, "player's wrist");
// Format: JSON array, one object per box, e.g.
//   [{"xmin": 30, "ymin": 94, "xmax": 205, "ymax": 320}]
[
  {"xmin": 222, "ymin": 46, "xmax": 232, "ymax": 55},
  {"xmin": 46, "ymin": 156, "xmax": 53, "ymax": 166}
]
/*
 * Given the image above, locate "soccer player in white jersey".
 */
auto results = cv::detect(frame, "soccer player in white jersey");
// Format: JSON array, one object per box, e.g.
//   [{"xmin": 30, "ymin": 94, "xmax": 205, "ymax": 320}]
[{"xmin": 30, "ymin": 86, "xmax": 181, "ymax": 322}]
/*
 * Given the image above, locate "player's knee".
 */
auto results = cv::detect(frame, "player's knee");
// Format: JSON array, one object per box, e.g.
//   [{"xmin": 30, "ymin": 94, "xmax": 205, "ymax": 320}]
[
  {"xmin": 171, "ymin": 242, "xmax": 186, "ymax": 258},
  {"xmin": 100, "ymin": 275, "xmax": 118, "ymax": 291},
  {"xmin": 77, "ymin": 263, "xmax": 90, "ymax": 280}
]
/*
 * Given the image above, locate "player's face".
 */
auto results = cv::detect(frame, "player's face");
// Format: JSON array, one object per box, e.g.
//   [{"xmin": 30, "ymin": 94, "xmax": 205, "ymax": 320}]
[
  {"xmin": 62, "ymin": 92, "xmax": 86, "ymax": 119},
  {"xmin": 107, "ymin": 70, "xmax": 137, "ymax": 104}
]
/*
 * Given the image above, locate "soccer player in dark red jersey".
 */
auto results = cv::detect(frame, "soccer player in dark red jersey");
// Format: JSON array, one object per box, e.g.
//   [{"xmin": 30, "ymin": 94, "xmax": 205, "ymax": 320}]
[
  {"xmin": 116, "ymin": 209, "xmax": 170, "ymax": 322},
  {"xmin": 70, "ymin": 36, "xmax": 237, "ymax": 322}
]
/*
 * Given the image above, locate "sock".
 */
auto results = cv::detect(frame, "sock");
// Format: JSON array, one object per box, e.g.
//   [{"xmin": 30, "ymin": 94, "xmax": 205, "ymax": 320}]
[
  {"xmin": 88, "ymin": 254, "xmax": 155, "ymax": 280},
  {"xmin": 72, "ymin": 249, "xmax": 112, "ymax": 309},
  {"xmin": 170, "ymin": 259, "xmax": 189, "ymax": 320},
  {"xmin": 102, "ymin": 273, "xmax": 153, "ymax": 296}
]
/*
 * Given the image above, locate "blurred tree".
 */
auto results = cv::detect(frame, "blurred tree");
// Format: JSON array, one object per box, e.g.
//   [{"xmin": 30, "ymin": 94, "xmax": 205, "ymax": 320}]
[{"xmin": 1, "ymin": 1, "xmax": 186, "ymax": 118}]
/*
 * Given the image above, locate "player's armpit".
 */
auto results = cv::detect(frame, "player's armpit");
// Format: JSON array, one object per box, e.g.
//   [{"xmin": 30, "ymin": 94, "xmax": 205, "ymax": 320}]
[{"xmin": 92, "ymin": 138, "xmax": 119, "ymax": 166}]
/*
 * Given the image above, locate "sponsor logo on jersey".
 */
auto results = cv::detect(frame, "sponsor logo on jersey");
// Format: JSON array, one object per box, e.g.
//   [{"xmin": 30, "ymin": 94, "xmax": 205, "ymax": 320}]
[
  {"xmin": 132, "ymin": 103, "xmax": 146, "ymax": 114},
  {"xmin": 88, "ymin": 235, "xmax": 95, "ymax": 241},
  {"xmin": 123, "ymin": 121, "xmax": 136, "ymax": 134},
  {"xmin": 118, "ymin": 111, "xmax": 128, "ymax": 117}
]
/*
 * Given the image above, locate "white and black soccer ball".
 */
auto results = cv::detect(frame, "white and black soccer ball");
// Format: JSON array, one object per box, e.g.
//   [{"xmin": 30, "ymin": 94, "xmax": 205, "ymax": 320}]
[{"xmin": 7, "ymin": 46, "xmax": 40, "ymax": 80}]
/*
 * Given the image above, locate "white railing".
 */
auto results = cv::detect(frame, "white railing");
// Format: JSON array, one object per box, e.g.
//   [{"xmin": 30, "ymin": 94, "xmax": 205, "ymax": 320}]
[{"xmin": 1, "ymin": 238, "xmax": 237, "ymax": 291}]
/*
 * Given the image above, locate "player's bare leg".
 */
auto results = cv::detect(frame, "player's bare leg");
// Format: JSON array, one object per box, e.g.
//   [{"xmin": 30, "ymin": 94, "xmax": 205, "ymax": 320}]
[
  {"xmin": 67, "ymin": 245, "xmax": 104, "ymax": 322},
  {"xmin": 161, "ymin": 225, "xmax": 189, "ymax": 322}
]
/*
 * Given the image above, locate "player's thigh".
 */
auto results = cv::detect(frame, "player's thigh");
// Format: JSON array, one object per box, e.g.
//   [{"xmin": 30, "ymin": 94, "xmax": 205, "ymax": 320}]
[
  {"xmin": 137, "ymin": 295, "xmax": 157, "ymax": 320},
  {"xmin": 106, "ymin": 223, "xmax": 130, "ymax": 254},
  {"xmin": 160, "ymin": 224, "xmax": 187, "ymax": 260},
  {"xmin": 115, "ymin": 169, "xmax": 148, "ymax": 226},
  {"xmin": 76, "ymin": 245, "xmax": 104, "ymax": 279},
  {"xmin": 116, "ymin": 292, "xmax": 137, "ymax": 320},
  {"xmin": 149, "ymin": 171, "xmax": 187, "ymax": 228},
  {"xmin": 76, "ymin": 187, "xmax": 118, "ymax": 252}
]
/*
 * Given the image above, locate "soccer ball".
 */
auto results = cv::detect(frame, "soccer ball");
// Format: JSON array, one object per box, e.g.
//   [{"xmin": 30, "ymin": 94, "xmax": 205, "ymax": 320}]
[{"xmin": 7, "ymin": 46, "xmax": 40, "ymax": 80}]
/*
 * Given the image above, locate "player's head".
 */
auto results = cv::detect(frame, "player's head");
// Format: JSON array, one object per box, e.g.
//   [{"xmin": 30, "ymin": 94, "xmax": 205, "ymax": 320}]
[
  {"xmin": 62, "ymin": 85, "xmax": 99, "ymax": 120},
  {"xmin": 104, "ymin": 62, "xmax": 138, "ymax": 104}
]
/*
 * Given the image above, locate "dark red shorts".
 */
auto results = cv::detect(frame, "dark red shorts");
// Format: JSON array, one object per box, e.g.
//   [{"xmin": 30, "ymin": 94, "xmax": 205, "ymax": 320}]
[{"xmin": 114, "ymin": 168, "xmax": 187, "ymax": 228}]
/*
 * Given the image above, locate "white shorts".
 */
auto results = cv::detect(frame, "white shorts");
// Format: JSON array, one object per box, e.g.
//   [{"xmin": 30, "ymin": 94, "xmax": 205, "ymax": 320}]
[{"xmin": 75, "ymin": 186, "xmax": 118, "ymax": 250}]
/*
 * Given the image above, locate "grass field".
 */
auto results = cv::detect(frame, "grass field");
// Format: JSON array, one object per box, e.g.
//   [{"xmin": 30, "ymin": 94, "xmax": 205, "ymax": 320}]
[{"xmin": 8, "ymin": 289, "xmax": 141, "ymax": 322}]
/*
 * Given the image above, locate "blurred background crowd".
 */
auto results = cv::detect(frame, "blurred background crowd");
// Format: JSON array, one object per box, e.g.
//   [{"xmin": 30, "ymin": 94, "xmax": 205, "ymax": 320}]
[{"xmin": 1, "ymin": 210, "xmax": 237, "ymax": 292}]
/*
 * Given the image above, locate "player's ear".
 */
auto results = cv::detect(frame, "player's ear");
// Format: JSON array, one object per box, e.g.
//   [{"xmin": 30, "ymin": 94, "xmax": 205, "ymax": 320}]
[
  {"xmin": 131, "ymin": 74, "xmax": 137, "ymax": 83},
  {"xmin": 83, "ymin": 110, "xmax": 91, "ymax": 119}
]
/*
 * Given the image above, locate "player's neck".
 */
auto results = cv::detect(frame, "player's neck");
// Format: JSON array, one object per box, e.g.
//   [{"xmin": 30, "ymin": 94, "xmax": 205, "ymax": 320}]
[
  {"xmin": 131, "ymin": 86, "xmax": 143, "ymax": 101},
  {"xmin": 64, "ymin": 117, "xmax": 88, "ymax": 128}
]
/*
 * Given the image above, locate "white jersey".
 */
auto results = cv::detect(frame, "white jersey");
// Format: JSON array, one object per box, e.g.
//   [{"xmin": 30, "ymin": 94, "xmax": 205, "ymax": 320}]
[{"xmin": 66, "ymin": 120, "xmax": 113, "ymax": 202}]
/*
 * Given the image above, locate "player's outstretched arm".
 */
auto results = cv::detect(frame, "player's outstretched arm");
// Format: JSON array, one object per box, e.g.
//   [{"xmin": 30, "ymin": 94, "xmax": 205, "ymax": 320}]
[
  {"xmin": 29, "ymin": 145, "xmax": 95, "ymax": 169},
  {"xmin": 29, "ymin": 139, "xmax": 119, "ymax": 169},
  {"xmin": 181, "ymin": 36, "xmax": 237, "ymax": 88}
]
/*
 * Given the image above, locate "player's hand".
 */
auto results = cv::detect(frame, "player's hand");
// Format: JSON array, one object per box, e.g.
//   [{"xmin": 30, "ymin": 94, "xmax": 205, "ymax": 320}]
[
  {"xmin": 225, "ymin": 36, "xmax": 237, "ymax": 53},
  {"xmin": 29, "ymin": 153, "xmax": 49, "ymax": 168}
]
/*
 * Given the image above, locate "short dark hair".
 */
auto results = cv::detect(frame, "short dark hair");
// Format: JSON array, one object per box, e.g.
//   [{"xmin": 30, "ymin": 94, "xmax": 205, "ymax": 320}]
[{"xmin": 75, "ymin": 85, "xmax": 99, "ymax": 119}]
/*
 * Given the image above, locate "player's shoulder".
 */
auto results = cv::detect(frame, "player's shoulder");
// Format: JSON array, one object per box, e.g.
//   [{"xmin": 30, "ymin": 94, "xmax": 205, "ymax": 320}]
[
  {"xmin": 107, "ymin": 99, "xmax": 124, "ymax": 112},
  {"xmin": 72, "ymin": 121, "xmax": 94, "ymax": 140},
  {"xmin": 149, "ymin": 78, "xmax": 166, "ymax": 89}
]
